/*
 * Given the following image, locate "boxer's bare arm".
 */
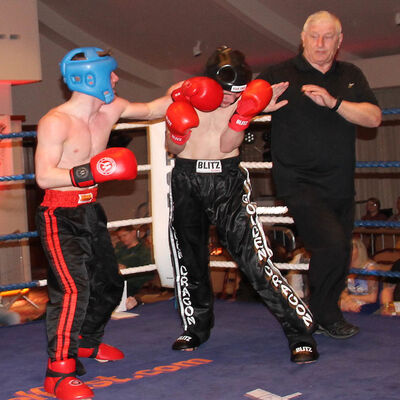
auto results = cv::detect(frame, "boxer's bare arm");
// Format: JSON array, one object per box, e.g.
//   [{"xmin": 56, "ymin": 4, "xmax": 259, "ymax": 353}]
[
  {"xmin": 220, "ymin": 127, "xmax": 245, "ymax": 153},
  {"xmin": 119, "ymin": 95, "xmax": 173, "ymax": 121},
  {"xmin": 35, "ymin": 113, "xmax": 75, "ymax": 189},
  {"xmin": 165, "ymin": 133, "xmax": 186, "ymax": 155}
]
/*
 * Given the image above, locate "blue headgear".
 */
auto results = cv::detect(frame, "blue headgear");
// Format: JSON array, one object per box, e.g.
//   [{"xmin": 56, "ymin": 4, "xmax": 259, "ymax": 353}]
[{"xmin": 60, "ymin": 47, "xmax": 118, "ymax": 104}]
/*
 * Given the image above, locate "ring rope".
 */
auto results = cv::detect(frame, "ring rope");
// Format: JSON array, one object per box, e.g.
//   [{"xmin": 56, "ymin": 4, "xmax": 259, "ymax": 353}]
[
  {"xmin": 382, "ymin": 108, "xmax": 400, "ymax": 115},
  {"xmin": 0, "ymin": 104, "xmax": 397, "ymax": 140},
  {"xmin": 3, "ymin": 265, "xmax": 399, "ymax": 293},
  {"xmin": 107, "ymin": 217, "xmax": 152, "ymax": 229},
  {"xmin": 256, "ymin": 206, "xmax": 288, "ymax": 215},
  {"xmin": 0, "ymin": 173, "xmax": 35, "ymax": 182},
  {"xmin": 355, "ymin": 220, "xmax": 400, "ymax": 228},
  {"xmin": 0, "ymin": 131, "xmax": 37, "ymax": 139},
  {"xmin": 4, "ymin": 218, "xmax": 400, "ymax": 243},
  {"xmin": 259, "ymin": 216, "xmax": 295, "ymax": 224},
  {"xmin": 0, "ymin": 264, "xmax": 159, "ymax": 292},
  {"xmin": 0, "ymin": 217, "xmax": 154, "ymax": 242},
  {"xmin": 209, "ymin": 261, "xmax": 400, "ymax": 277},
  {"xmin": 119, "ymin": 264, "xmax": 158, "ymax": 275},
  {"xmin": 3, "ymin": 161, "xmax": 400, "ymax": 183}
]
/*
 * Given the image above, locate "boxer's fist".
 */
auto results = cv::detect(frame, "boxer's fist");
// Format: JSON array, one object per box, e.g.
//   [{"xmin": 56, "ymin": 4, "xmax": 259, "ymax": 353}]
[
  {"xmin": 70, "ymin": 147, "xmax": 137, "ymax": 187},
  {"xmin": 166, "ymin": 101, "xmax": 199, "ymax": 145},
  {"xmin": 171, "ymin": 77, "xmax": 223, "ymax": 112},
  {"xmin": 229, "ymin": 79, "xmax": 273, "ymax": 132}
]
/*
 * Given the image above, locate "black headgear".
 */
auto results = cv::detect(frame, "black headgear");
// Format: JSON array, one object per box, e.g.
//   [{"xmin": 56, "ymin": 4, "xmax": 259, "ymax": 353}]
[{"xmin": 205, "ymin": 46, "xmax": 252, "ymax": 93}]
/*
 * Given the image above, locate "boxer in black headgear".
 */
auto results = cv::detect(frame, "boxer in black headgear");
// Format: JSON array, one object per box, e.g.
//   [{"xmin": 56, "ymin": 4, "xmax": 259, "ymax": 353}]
[
  {"xmin": 166, "ymin": 45, "xmax": 319, "ymax": 364},
  {"xmin": 205, "ymin": 46, "xmax": 252, "ymax": 93}
]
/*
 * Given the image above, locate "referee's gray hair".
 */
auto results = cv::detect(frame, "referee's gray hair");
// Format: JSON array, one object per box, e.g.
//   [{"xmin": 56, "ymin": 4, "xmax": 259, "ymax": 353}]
[{"xmin": 303, "ymin": 11, "xmax": 342, "ymax": 34}]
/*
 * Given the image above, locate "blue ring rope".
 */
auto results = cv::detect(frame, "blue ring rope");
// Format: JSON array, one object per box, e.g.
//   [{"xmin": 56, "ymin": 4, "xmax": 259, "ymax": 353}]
[
  {"xmin": 0, "ymin": 281, "xmax": 45, "ymax": 291},
  {"xmin": 0, "ymin": 231, "xmax": 38, "ymax": 241},
  {"xmin": 0, "ymin": 131, "xmax": 37, "ymax": 139},
  {"xmin": 382, "ymin": 108, "xmax": 400, "ymax": 115},
  {"xmin": 349, "ymin": 268, "xmax": 400, "ymax": 278},
  {"xmin": 0, "ymin": 174, "xmax": 35, "ymax": 182},
  {"xmin": 354, "ymin": 220, "xmax": 400, "ymax": 228}
]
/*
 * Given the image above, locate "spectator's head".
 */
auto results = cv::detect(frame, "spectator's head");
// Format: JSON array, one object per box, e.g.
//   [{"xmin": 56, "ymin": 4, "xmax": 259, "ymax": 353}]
[
  {"xmin": 366, "ymin": 197, "xmax": 381, "ymax": 216},
  {"xmin": 116, "ymin": 225, "xmax": 138, "ymax": 248}
]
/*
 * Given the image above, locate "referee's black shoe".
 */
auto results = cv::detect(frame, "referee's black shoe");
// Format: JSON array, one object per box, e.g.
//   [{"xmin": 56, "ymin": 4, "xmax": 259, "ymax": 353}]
[
  {"xmin": 172, "ymin": 332, "xmax": 201, "ymax": 351},
  {"xmin": 290, "ymin": 342, "xmax": 319, "ymax": 364},
  {"xmin": 316, "ymin": 320, "xmax": 360, "ymax": 339}
]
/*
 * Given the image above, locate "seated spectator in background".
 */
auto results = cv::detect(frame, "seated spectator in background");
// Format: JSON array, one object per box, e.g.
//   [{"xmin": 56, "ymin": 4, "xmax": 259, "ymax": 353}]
[
  {"xmin": 115, "ymin": 225, "xmax": 154, "ymax": 310},
  {"xmin": 388, "ymin": 196, "xmax": 400, "ymax": 221},
  {"xmin": 380, "ymin": 258, "xmax": 400, "ymax": 315},
  {"xmin": 361, "ymin": 197, "xmax": 388, "ymax": 221},
  {"xmin": 339, "ymin": 238, "xmax": 379, "ymax": 313}
]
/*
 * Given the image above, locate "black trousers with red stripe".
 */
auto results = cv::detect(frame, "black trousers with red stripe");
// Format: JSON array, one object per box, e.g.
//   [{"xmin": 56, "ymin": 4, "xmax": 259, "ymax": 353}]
[{"xmin": 36, "ymin": 191, "xmax": 123, "ymax": 361}]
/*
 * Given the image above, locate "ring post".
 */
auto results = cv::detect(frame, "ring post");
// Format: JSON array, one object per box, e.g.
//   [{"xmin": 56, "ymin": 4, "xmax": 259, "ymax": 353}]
[{"xmin": 148, "ymin": 121, "xmax": 174, "ymax": 288}]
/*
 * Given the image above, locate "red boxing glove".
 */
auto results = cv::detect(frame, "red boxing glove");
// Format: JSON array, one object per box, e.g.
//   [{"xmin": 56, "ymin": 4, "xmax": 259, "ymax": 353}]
[
  {"xmin": 70, "ymin": 147, "xmax": 138, "ymax": 187},
  {"xmin": 228, "ymin": 79, "xmax": 273, "ymax": 132},
  {"xmin": 171, "ymin": 76, "xmax": 223, "ymax": 112},
  {"xmin": 166, "ymin": 101, "xmax": 199, "ymax": 145}
]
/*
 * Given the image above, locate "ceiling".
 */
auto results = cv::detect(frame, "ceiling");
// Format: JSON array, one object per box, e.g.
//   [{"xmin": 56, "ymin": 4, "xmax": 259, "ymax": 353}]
[{"xmin": 38, "ymin": 0, "xmax": 400, "ymax": 82}]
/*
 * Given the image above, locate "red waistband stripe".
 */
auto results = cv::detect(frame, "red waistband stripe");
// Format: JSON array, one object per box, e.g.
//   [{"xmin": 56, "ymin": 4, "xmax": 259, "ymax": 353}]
[{"xmin": 41, "ymin": 188, "xmax": 98, "ymax": 208}]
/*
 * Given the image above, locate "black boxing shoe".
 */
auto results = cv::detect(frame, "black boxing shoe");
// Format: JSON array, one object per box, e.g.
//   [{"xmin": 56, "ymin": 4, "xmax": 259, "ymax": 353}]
[
  {"xmin": 290, "ymin": 342, "xmax": 319, "ymax": 364},
  {"xmin": 316, "ymin": 320, "xmax": 360, "ymax": 339},
  {"xmin": 172, "ymin": 332, "xmax": 201, "ymax": 351}
]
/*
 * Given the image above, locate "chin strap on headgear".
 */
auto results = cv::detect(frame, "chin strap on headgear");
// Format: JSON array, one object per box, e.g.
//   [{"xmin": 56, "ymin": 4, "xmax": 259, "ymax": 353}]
[
  {"xmin": 205, "ymin": 45, "xmax": 252, "ymax": 93},
  {"xmin": 60, "ymin": 47, "xmax": 118, "ymax": 104}
]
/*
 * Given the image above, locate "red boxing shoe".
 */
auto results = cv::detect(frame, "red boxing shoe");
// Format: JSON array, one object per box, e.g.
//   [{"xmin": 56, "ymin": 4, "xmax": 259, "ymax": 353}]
[
  {"xmin": 44, "ymin": 358, "xmax": 94, "ymax": 400},
  {"xmin": 78, "ymin": 343, "xmax": 124, "ymax": 363}
]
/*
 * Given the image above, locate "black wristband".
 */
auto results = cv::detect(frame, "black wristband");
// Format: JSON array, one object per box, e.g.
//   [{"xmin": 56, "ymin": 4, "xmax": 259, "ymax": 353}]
[
  {"xmin": 331, "ymin": 97, "xmax": 342, "ymax": 112},
  {"xmin": 70, "ymin": 164, "xmax": 94, "ymax": 187}
]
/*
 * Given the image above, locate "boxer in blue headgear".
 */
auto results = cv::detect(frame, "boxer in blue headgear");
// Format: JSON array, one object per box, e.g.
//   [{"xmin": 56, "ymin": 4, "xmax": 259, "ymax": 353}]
[
  {"xmin": 36, "ymin": 46, "xmax": 176, "ymax": 400},
  {"xmin": 60, "ymin": 47, "xmax": 117, "ymax": 104}
]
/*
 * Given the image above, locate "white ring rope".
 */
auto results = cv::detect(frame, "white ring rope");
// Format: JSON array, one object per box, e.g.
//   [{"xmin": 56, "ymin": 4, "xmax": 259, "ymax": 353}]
[
  {"xmin": 137, "ymin": 164, "xmax": 151, "ymax": 172},
  {"xmin": 257, "ymin": 206, "xmax": 289, "ymax": 215},
  {"xmin": 259, "ymin": 216, "xmax": 295, "ymax": 224},
  {"xmin": 240, "ymin": 161, "xmax": 272, "ymax": 169},
  {"xmin": 119, "ymin": 264, "xmax": 158, "ymax": 275},
  {"xmin": 107, "ymin": 217, "xmax": 153, "ymax": 229},
  {"xmin": 210, "ymin": 261, "xmax": 309, "ymax": 270}
]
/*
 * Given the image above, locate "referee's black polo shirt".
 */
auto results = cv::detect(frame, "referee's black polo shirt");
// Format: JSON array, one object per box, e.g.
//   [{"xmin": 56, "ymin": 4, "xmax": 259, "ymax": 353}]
[{"xmin": 257, "ymin": 54, "xmax": 379, "ymax": 199}]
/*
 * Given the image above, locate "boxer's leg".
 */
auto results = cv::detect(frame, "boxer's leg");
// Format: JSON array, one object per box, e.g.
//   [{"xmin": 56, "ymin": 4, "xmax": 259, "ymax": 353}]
[
  {"xmin": 169, "ymin": 167, "xmax": 214, "ymax": 350},
  {"xmin": 215, "ymin": 166, "xmax": 318, "ymax": 363}
]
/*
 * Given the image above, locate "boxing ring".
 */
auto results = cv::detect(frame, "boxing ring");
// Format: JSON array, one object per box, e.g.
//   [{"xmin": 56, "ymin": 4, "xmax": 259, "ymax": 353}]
[
  {"xmin": 1, "ymin": 111, "xmax": 400, "ymax": 295},
  {"xmin": 1, "ymin": 111, "xmax": 400, "ymax": 400}
]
